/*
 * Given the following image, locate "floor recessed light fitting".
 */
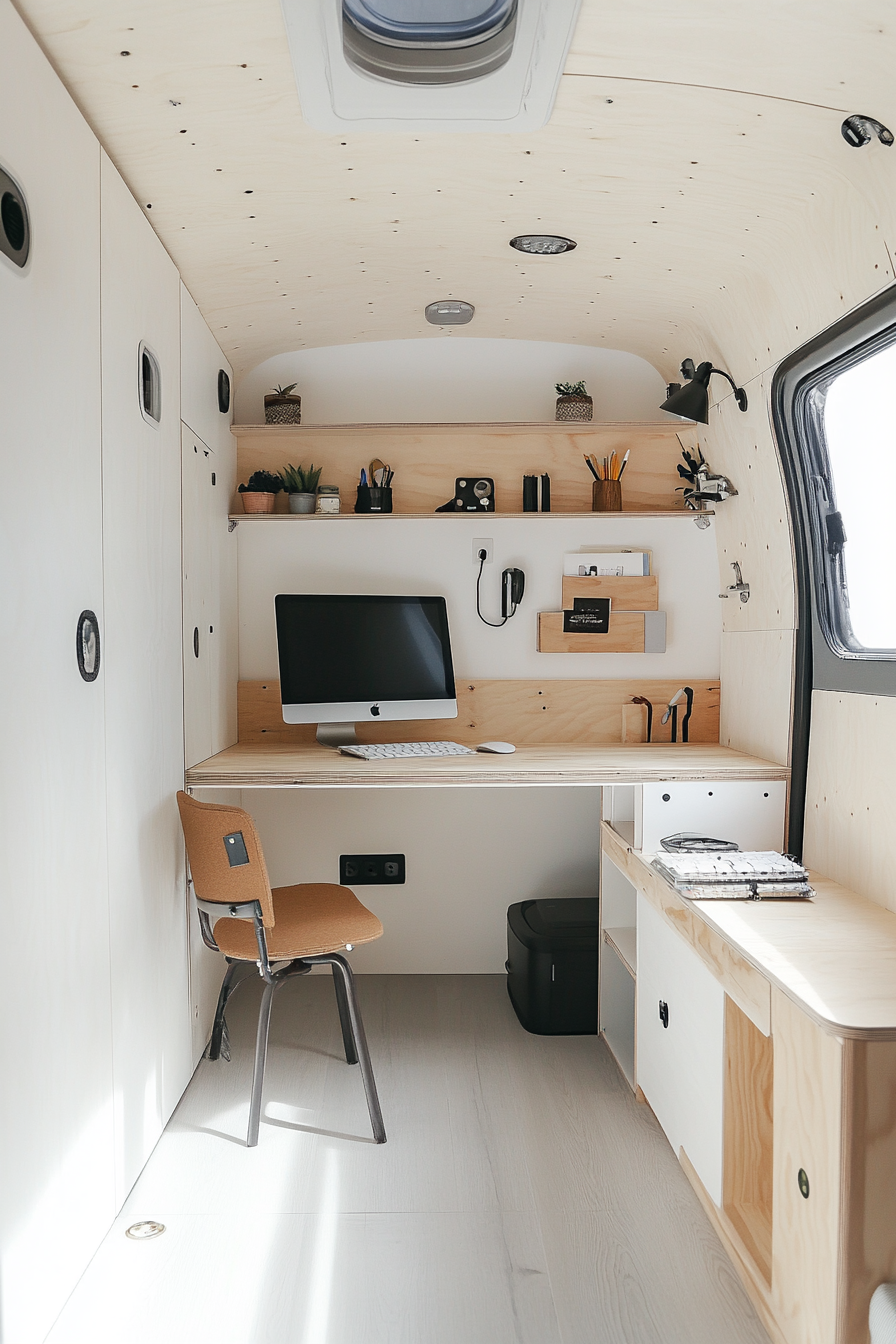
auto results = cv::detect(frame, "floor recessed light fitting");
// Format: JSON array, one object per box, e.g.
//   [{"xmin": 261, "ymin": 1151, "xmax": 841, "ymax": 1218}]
[
  {"xmin": 126, "ymin": 1221, "xmax": 166, "ymax": 1240},
  {"xmin": 509, "ymin": 234, "xmax": 576, "ymax": 255},
  {"xmin": 425, "ymin": 299, "xmax": 475, "ymax": 325}
]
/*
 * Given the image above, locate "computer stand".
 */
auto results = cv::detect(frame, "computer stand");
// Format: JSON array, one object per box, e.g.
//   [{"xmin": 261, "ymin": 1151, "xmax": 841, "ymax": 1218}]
[{"xmin": 316, "ymin": 722, "xmax": 359, "ymax": 749}]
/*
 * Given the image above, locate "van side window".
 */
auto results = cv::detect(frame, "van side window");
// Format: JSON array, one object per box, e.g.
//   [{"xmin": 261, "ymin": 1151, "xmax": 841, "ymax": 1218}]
[
  {"xmin": 812, "ymin": 341, "xmax": 896, "ymax": 653},
  {"xmin": 802, "ymin": 333, "xmax": 896, "ymax": 658}
]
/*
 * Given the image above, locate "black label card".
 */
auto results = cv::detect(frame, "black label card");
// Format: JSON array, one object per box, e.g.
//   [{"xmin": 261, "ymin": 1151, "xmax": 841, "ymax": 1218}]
[{"xmin": 564, "ymin": 596, "xmax": 610, "ymax": 633}]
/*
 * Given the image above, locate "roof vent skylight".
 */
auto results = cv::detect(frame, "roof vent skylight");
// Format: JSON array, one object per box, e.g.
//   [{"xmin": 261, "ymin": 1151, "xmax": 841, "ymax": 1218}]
[
  {"xmin": 281, "ymin": 0, "xmax": 583, "ymax": 133},
  {"xmin": 344, "ymin": 0, "xmax": 517, "ymax": 84}
]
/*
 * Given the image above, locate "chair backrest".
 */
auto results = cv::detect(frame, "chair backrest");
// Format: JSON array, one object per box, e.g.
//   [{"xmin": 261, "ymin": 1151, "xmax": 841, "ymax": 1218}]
[{"xmin": 176, "ymin": 791, "xmax": 275, "ymax": 927}]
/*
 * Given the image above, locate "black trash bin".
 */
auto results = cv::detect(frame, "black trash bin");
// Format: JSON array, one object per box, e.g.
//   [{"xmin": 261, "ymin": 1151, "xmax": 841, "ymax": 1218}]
[{"xmin": 506, "ymin": 897, "xmax": 599, "ymax": 1034}]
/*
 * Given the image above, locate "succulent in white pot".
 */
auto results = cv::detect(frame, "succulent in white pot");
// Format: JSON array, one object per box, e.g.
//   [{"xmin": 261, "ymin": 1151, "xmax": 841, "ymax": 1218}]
[{"xmin": 282, "ymin": 462, "xmax": 322, "ymax": 513}]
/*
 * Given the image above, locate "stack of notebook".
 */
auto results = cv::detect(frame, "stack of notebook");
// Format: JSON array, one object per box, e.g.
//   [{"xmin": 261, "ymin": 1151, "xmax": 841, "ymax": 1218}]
[{"xmin": 650, "ymin": 851, "xmax": 814, "ymax": 901}]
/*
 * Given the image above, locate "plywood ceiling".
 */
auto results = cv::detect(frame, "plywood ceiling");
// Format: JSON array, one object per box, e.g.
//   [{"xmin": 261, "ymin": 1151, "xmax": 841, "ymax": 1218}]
[{"xmin": 14, "ymin": 0, "xmax": 896, "ymax": 379}]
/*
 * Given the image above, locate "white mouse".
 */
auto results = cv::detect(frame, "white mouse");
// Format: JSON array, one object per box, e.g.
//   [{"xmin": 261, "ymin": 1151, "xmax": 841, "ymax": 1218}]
[{"xmin": 476, "ymin": 741, "xmax": 516, "ymax": 754}]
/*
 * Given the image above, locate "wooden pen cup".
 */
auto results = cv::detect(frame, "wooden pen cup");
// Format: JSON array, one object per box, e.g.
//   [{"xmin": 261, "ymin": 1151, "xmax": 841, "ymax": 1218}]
[{"xmin": 592, "ymin": 479, "xmax": 622, "ymax": 512}]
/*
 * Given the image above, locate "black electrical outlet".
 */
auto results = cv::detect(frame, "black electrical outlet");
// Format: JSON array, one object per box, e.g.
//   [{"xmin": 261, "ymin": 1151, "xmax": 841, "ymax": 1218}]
[{"xmin": 340, "ymin": 853, "xmax": 406, "ymax": 885}]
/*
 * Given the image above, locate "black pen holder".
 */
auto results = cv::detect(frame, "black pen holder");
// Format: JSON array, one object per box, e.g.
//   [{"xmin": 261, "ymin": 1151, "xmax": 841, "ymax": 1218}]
[{"xmin": 355, "ymin": 485, "xmax": 393, "ymax": 514}]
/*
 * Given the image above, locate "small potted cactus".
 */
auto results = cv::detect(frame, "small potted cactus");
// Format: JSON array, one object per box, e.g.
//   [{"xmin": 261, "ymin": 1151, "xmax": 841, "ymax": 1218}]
[
  {"xmin": 555, "ymin": 380, "xmax": 593, "ymax": 422},
  {"xmin": 281, "ymin": 462, "xmax": 323, "ymax": 514},
  {"xmin": 264, "ymin": 383, "xmax": 302, "ymax": 425},
  {"xmin": 238, "ymin": 469, "xmax": 284, "ymax": 514}
]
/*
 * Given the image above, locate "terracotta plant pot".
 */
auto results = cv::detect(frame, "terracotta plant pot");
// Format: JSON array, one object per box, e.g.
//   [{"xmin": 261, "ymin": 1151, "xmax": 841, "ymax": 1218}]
[
  {"xmin": 555, "ymin": 394, "xmax": 593, "ymax": 422},
  {"xmin": 288, "ymin": 492, "xmax": 316, "ymax": 514},
  {"xmin": 264, "ymin": 393, "xmax": 302, "ymax": 425},
  {"xmin": 592, "ymin": 479, "xmax": 622, "ymax": 512},
  {"xmin": 241, "ymin": 492, "xmax": 276, "ymax": 514}
]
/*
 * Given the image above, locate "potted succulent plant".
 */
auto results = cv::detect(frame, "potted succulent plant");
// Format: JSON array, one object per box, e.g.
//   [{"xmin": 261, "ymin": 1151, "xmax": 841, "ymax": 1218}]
[
  {"xmin": 238, "ymin": 469, "xmax": 284, "ymax": 514},
  {"xmin": 281, "ymin": 462, "xmax": 323, "ymax": 514},
  {"xmin": 555, "ymin": 381, "xmax": 593, "ymax": 422},
  {"xmin": 264, "ymin": 383, "xmax": 302, "ymax": 425}
]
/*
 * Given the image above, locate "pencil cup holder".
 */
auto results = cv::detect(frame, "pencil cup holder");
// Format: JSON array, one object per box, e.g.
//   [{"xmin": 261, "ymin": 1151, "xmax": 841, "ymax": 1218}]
[
  {"xmin": 355, "ymin": 485, "xmax": 393, "ymax": 514},
  {"xmin": 592, "ymin": 480, "xmax": 622, "ymax": 512}
]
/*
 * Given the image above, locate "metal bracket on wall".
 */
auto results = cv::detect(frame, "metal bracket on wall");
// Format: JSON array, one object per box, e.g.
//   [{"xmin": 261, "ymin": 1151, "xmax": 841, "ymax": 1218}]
[
  {"xmin": 228, "ymin": 519, "xmax": 239, "ymax": 532},
  {"xmin": 719, "ymin": 560, "xmax": 750, "ymax": 603}
]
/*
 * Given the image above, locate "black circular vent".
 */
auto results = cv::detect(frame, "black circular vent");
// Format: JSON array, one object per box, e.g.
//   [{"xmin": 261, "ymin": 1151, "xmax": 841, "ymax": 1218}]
[{"xmin": 0, "ymin": 169, "xmax": 30, "ymax": 267}]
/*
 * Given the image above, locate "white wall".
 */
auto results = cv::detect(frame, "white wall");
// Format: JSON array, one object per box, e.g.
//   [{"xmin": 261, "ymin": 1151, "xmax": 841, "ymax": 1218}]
[
  {"xmin": 235, "ymin": 337, "xmax": 670, "ymax": 425},
  {"xmin": 239, "ymin": 515, "xmax": 720, "ymax": 684}
]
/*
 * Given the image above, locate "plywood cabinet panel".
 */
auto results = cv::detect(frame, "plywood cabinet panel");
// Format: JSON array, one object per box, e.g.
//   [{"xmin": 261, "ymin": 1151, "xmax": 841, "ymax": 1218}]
[
  {"xmin": 771, "ymin": 988, "xmax": 842, "ymax": 1344},
  {"xmin": 101, "ymin": 152, "xmax": 191, "ymax": 1200}
]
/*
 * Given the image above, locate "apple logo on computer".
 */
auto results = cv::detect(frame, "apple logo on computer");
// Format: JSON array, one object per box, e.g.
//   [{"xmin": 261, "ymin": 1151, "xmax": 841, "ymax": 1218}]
[{"xmin": 370, "ymin": 704, "xmax": 380, "ymax": 716}]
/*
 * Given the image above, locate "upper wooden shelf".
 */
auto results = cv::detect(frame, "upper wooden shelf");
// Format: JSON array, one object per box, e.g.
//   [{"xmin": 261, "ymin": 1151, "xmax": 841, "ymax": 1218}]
[
  {"xmin": 231, "ymin": 420, "xmax": 695, "ymax": 437},
  {"xmin": 232, "ymin": 419, "xmax": 698, "ymax": 515},
  {"xmin": 229, "ymin": 509, "xmax": 704, "ymax": 521}
]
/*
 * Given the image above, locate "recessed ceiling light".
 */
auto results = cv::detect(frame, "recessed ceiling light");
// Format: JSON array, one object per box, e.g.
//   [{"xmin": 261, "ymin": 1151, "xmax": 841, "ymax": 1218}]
[
  {"xmin": 425, "ymin": 299, "xmax": 475, "ymax": 325},
  {"xmin": 509, "ymin": 234, "xmax": 576, "ymax": 255}
]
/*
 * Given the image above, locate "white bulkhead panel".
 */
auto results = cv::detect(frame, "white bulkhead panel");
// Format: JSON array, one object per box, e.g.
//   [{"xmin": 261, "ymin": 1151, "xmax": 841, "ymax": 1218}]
[
  {"xmin": 0, "ymin": 6, "xmax": 115, "ymax": 1342},
  {"xmin": 100, "ymin": 151, "xmax": 192, "ymax": 1200}
]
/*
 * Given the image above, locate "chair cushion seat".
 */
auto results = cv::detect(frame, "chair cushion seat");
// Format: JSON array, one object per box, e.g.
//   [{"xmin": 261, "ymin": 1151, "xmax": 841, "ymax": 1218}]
[{"xmin": 212, "ymin": 883, "xmax": 383, "ymax": 961}]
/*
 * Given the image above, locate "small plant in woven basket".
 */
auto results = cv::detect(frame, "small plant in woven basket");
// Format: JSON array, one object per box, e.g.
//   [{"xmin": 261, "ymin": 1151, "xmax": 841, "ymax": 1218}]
[
  {"xmin": 555, "ymin": 381, "xmax": 593, "ymax": 422},
  {"xmin": 238, "ymin": 470, "xmax": 284, "ymax": 514},
  {"xmin": 264, "ymin": 383, "xmax": 302, "ymax": 425}
]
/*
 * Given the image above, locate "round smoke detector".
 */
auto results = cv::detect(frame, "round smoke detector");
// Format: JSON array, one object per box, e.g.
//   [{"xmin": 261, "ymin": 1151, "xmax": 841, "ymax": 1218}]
[
  {"xmin": 509, "ymin": 234, "xmax": 576, "ymax": 255},
  {"xmin": 425, "ymin": 299, "xmax": 475, "ymax": 325}
]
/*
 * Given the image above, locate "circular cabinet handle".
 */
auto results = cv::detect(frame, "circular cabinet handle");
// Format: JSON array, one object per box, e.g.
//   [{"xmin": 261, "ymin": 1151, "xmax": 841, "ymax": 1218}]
[
  {"xmin": 76, "ymin": 610, "xmax": 101, "ymax": 682},
  {"xmin": 659, "ymin": 999, "xmax": 669, "ymax": 1029},
  {"xmin": 193, "ymin": 626, "xmax": 200, "ymax": 658}
]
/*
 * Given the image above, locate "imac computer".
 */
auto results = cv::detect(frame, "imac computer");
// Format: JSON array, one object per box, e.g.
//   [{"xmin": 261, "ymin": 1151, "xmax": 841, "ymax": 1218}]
[{"xmin": 275, "ymin": 594, "xmax": 458, "ymax": 747}]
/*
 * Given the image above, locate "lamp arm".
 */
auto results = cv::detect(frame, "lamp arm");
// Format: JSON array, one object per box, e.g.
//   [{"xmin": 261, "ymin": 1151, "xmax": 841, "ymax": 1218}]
[{"xmin": 708, "ymin": 366, "xmax": 748, "ymax": 412}]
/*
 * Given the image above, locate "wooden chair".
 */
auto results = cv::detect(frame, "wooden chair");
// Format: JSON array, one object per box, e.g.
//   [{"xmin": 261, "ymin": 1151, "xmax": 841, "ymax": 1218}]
[{"xmin": 176, "ymin": 791, "xmax": 386, "ymax": 1147}]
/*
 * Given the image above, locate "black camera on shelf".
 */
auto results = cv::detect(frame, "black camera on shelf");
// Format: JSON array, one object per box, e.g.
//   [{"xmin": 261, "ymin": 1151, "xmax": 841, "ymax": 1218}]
[{"xmin": 436, "ymin": 476, "xmax": 495, "ymax": 512}]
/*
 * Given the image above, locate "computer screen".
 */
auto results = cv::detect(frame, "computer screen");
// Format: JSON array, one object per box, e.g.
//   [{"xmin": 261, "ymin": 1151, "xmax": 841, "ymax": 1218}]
[{"xmin": 275, "ymin": 594, "xmax": 457, "ymax": 726}]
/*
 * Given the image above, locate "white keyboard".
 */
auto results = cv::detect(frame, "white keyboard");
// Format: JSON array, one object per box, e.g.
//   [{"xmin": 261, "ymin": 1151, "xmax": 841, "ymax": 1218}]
[{"xmin": 339, "ymin": 741, "xmax": 475, "ymax": 759}]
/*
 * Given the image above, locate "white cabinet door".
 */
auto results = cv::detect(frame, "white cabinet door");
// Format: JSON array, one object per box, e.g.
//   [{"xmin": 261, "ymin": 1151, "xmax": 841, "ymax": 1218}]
[
  {"xmin": 636, "ymin": 893, "xmax": 725, "ymax": 1204},
  {"xmin": 0, "ymin": 9, "xmax": 115, "ymax": 1343},
  {"xmin": 100, "ymin": 152, "xmax": 192, "ymax": 1201},
  {"xmin": 182, "ymin": 427, "xmax": 215, "ymax": 770}
]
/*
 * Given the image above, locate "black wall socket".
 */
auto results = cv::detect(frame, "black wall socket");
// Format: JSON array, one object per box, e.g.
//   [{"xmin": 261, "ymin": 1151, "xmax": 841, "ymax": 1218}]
[{"xmin": 340, "ymin": 853, "xmax": 406, "ymax": 885}]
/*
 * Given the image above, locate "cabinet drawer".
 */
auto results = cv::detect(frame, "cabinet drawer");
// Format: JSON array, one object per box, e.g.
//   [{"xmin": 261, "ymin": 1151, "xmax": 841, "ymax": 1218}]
[{"xmin": 636, "ymin": 892, "xmax": 725, "ymax": 1204}]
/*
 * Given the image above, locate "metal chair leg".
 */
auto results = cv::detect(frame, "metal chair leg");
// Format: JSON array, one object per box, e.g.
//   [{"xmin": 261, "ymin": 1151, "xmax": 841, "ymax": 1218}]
[
  {"xmin": 206, "ymin": 959, "xmax": 241, "ymax": 1061},
  {"xmin": 327, "ymin": 954, "xmax": 386, "ymax": 1144},
  {"xmin": 247, "ymin": 979, "xmax": 276, "ymax": 1147},
  {"xmin": 332, "ymin": 963, "xmax": 359, "ymax": 1065}
]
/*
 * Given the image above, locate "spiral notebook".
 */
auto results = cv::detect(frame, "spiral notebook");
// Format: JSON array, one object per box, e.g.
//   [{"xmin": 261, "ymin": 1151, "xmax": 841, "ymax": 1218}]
[{"xmin": 651, "ymin": 851, "xmax": 814, "ymax": 901}]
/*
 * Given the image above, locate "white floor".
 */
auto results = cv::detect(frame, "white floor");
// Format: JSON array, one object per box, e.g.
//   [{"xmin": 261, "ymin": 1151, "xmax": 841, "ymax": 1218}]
[{"xmin": 47, "ymin": 975, "xmax": 770, "ymax": 1344}]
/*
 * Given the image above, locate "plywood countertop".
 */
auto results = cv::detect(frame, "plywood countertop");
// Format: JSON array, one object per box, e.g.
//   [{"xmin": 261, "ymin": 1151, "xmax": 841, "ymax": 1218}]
[
  {"xmin": 185, "ymin": 741, "xmax": 790, "ymax": 790},
  {"xmin": 602, "ymin": 822, "xmax": 896, "ymax": 1041}
]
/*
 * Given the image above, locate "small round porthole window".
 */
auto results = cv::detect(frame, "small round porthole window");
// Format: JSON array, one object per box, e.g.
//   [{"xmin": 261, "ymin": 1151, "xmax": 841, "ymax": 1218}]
[
  {"xmin": 138, "ymin": 342, "xmax": 162, "ymax": 425},
  {"xmin": 0, "ymin": 166, "xmax": 30, "ymax": 269},
  {"xmin": 343, "ymin": 0, "xmax": 517, "ymax": 85},
  {"xmin": 77, "ymin": 610, "xmax": 101, "ymax": 682}
]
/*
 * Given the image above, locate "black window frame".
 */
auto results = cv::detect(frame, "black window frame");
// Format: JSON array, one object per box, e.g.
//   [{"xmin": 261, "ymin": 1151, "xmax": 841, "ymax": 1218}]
[{"xmin": 772, "ymin": 282, "xmax": 896, "ymax": 854}]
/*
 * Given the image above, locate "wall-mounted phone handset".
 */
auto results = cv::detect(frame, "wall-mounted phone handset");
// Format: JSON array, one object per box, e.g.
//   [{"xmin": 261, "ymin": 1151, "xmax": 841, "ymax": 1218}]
[{"xmin": 476, "ymin": 550, "xmax": 525, "ymax": 627}]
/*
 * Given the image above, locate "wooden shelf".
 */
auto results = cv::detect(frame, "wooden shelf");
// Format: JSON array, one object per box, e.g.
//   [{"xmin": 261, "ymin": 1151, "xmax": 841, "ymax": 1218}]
[
  {"xmin": 231, "ymin": 420, "xmax": 695, "ymax": 437},
  {"xmin": 229, "ymin": 509, "xmax": 705, "ymax": 521},
  {"xmin": 232, "ymin": 419, "xmax": 700, "ymax": 515},
  {"xmin": 604, "ymin": 926, "xmax": 637, "ymax": 978}
]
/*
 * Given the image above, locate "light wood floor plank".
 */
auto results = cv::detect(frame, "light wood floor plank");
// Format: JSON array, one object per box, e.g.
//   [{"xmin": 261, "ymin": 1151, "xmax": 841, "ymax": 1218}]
[{"xmin": 50, "ymin": 974, "xmax": 769, "ymax": 1344}]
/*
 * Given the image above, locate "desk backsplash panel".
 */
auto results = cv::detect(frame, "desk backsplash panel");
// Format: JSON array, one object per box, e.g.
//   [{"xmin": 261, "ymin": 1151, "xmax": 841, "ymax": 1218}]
[{"xmin": 237, "ymin": 515, "xmax": 721, "ymax": 683}]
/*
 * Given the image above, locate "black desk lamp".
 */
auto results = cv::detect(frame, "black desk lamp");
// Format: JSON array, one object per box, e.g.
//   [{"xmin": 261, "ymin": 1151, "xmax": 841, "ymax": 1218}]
[{"xmin": 660, "ymin": 359, "xmax": 748, "ymax": 423}]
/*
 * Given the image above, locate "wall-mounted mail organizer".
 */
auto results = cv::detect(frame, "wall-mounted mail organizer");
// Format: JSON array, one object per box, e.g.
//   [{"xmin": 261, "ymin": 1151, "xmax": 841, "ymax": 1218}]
[{"xmin": 538, "ymin": 554, "xmax": 666, "ymax": 654}]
